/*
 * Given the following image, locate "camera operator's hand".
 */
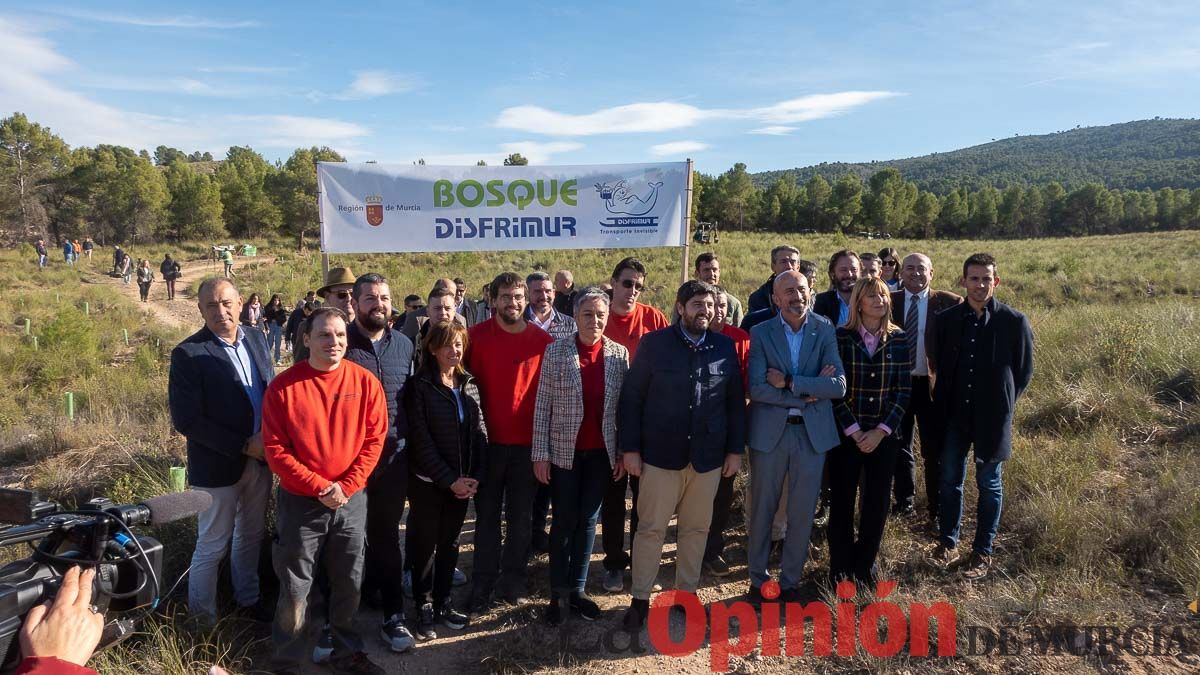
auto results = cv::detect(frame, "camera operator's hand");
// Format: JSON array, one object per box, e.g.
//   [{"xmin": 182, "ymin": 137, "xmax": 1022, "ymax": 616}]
[
  {"xmin": 318, "ymin": 482, "xmax": 348, "ymax": 510},
  {"xmin": 20, "ymin": 566, "xmax": 104, "ymax": 667}
]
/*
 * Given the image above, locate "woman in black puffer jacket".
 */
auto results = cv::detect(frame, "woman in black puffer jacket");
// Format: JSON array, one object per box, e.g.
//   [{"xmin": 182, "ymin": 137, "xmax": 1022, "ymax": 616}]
[{"xmin": 403, "ymin": 320, "xmax": 487, "ymax": 638}]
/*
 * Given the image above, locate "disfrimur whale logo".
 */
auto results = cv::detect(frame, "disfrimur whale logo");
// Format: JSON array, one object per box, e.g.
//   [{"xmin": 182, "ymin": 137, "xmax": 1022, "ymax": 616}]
[
  {"xmin": 594, "ymin": 178, "xmax": 663, "ymax": 228},
  {"xmin": 365, "ymin": 195, "xmax": 384, "ymax": 226}
]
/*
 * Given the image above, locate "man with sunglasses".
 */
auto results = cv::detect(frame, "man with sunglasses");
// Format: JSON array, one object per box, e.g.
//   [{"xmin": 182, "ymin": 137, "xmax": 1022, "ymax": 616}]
[
  {"xmin": 599, "ymin": 257, "xmax": 668, "ymax": 593},
  {"xmin": 293, "ymin": 267, "xmax": 357, "ymax": 364}
]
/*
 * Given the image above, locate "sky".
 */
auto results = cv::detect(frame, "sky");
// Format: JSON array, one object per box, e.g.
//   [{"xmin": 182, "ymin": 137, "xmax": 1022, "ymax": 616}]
[{"xmin": 2, "ymin": 0, "xmax": 1198, "ymax": 174}]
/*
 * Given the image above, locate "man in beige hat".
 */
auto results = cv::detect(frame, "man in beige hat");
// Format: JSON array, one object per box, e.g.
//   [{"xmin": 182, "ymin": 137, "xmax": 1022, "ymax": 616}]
[{"xmin": 293, "ymin": 267, "xmax": 356, "ymax": 364}]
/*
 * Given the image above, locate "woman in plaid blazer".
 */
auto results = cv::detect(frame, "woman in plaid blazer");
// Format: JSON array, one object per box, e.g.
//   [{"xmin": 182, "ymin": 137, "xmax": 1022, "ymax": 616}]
[
  {"xmin": 829, "ymin": 277, "xmax": 912, "ymax": 589},
  {"xmin": 531, "ymin": 287, "xmax": 629, "ymax": 625}
]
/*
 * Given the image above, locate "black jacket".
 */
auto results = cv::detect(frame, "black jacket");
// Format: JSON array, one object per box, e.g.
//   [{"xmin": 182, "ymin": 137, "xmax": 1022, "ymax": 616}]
[
  {"xmin": 264, "ymin": 305, "xmax": 288, "ymax": 327},
  {"xmin": 747, "ymin": 276, "xmax": 775, "ymax": 315},
  {"xmin": 618, "ymin": 324, "xmax": 747, "ymax": 473},
  {"xmin": 811, "ymin": 289, "xmax": 844, "ymax": 326},
  {"xmin": 927, "ymin": 298, "xmax": 1034, "ymax": 462},
  {"xmin": 168, "ymin": 326, "xmax": 274, "ymax": 488},
  {"xmin": 740, "ymin": 306, "xmax": 777, "ymax": 332},
  {"xmin": 404, "ymin": 367, "xmax": 488, "ymax": 489},
  {"xmin": 345, "ymin": 322, "xmax": 414, "ymax": 455}
]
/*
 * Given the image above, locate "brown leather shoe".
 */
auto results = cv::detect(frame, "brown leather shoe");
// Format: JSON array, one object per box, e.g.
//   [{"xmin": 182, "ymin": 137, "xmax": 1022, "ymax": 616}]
[
  {"xmin": 962, "ymin": 552, "xmax": 992, "ymax": 580},
  {"xmin": 929, "ymin": 543, "xmax": 960, "ymax": 568}
]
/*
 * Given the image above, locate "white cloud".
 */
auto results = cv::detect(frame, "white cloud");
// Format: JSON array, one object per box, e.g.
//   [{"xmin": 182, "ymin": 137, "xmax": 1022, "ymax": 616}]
[
  {"xmin": 494, "ymin": 91, "xmax": 900, "ymax": 136},
  {"xmin": 496, "ymin": 102, "xmax": 710, "ymax": 135},
  {"xmin": 340, "ymin": 70, "xmax": 419, "ymax": 99},
  {"xmin": 747, "ymin": 92, "xmax": 900, "ymax": 124},
  {"xmin": 650, "ymin": 141, "xmax": 708, "ymax": 157},
  {"xmin": 749, "ymin": 125, "xmax": 798, "ymax": 135},
  {"xmin": 47, "ymin": 8, "xmax": 259, "ymax": 28},
  {"xmin": 79, "ymin": 75, "xmax": 270, "ymax": 98},
  {"xmin": 230, "ymin": 115, "xmax": 370, "ymax": 149},
  {"xmin": 0, "ymin": 17, "xmax": 369, "ymax": 156}
]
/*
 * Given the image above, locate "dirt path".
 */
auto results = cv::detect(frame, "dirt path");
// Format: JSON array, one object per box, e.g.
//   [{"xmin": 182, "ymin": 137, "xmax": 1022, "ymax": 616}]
[{"xmin": 87, "ymin": 255, "xmax": 278, "ymax": 331}]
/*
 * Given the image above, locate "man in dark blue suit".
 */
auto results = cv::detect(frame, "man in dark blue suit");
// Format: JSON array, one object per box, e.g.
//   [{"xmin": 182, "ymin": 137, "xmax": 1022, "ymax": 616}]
[
  {"xmin": 927, "ymin": 253, "xmax": 1034, "ymax": 580},
  {"xmin": 169, "ymin": 277, "xmax": 275, "ymax": 623}
]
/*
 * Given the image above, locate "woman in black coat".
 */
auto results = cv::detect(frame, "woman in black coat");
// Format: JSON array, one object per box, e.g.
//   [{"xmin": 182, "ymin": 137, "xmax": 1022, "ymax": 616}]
[{"xmin": 403, "ymin": 320, "xmax": 487, "ymax": 640}]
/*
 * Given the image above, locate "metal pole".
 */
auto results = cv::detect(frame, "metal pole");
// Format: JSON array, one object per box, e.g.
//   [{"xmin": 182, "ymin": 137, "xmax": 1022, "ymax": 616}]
[{"xmin": 680, "ymin": 158, "xmax": 694, "ymax": 286}]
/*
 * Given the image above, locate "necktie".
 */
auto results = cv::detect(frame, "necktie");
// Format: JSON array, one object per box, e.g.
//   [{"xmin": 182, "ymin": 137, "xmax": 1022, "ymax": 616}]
[{"xmin": 905, "ymin": 296, "xmax": 919, "ymax": 366}]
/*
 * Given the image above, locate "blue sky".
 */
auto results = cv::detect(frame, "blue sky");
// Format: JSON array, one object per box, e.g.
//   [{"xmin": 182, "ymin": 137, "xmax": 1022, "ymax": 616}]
[{"xmin": 2, "ymin": 1, "xmax": 1197, "ymax": 174}]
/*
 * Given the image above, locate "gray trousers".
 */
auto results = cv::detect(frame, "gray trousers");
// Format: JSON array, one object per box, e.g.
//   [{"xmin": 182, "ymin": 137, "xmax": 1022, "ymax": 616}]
[
  {"xmin": 271, "ymin": 488, "xmax": 367, "ymax": 669},
  {"xmin": 748, "ymin": 424, "xmax": 826, "ymax": 589},
  {"xmin": 188, "ymin": 459, "xmax": 271, "ymax": 621}
]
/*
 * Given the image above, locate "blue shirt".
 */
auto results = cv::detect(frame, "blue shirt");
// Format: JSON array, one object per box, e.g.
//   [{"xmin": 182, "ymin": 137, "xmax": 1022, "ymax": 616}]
[
  {"xmin": 780, "ymin": 312, "xmax": 810, "ymax": 416},
  {"xmin": 215, "ymin": 327, "xmax": 265, "ymax": 433},
  {"xmin": 837, "ymin": 295, "xmax": 850, "ymax": 326}
]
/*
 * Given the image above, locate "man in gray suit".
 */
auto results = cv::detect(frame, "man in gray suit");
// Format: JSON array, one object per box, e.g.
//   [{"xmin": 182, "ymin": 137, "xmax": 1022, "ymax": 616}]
[{"xmin": 746, "ymin": 270, "xmax": 846, "ymax": 602}]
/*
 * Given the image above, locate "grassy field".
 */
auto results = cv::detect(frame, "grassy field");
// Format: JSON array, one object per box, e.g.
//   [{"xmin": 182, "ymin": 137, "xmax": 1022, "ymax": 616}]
[{"xmin": 0, "ymin": 231, "xmax": 1198, "ymax": 673}]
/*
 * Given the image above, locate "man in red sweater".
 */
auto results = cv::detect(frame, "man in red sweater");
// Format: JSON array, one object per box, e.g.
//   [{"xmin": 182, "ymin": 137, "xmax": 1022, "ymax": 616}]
[
  {"xmin": 262, "ymin": 307, "xmax": 387, "ymax": 675},
  {"xmin": 599, "ymin": 256, "xmax": 668, "ymax": 593},
  {"xmin": 466, "ymin": 272, "xmax": 554, "ymax": 612}
]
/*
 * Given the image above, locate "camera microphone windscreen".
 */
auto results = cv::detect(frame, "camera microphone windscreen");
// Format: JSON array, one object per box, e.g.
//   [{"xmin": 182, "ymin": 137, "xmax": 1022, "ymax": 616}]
[{"xmin": 141, "ymin": 491, "xmax": 213, "ymax": 525}]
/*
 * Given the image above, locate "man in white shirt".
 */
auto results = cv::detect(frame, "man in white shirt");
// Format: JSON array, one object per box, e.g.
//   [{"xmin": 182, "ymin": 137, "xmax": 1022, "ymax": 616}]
[{"xmin": 890, "ymin": 253, "xmax": 962, "ymax": 526}]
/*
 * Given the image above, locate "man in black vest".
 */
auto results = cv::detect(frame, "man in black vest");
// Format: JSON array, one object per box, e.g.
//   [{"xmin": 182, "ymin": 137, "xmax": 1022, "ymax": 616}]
[
  {"xmin": 169, "ymin": 277, "xmax": 274, "ymax": 624},
  {"xmin": 346, "ymin": 273, "xmax": 417, "ymax": 653},
  {"xmin": 747, "ymin": 245, "xmax": 800, "ymax": 314},
  {"xmin": 927, "ymin": 253, "xmax": 1033, "ymax": 580},
  {"xmin": 811, "ymin": 249, "xmax": 860, "ymax": 326}
]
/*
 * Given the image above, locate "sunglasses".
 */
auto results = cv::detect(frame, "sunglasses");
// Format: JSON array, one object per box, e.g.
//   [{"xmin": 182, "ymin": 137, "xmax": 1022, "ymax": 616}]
[
  {"xmin": 619, "ymin": 279, "xmax": 645, "ymax": 291},
  {"xmin": 331, "ymin": 290, "xmax": 352, "ymax": 300},
  {"xmin": 882, "ymin": 260, "xmax": 898, "ymax": 267},
  {"xmin": 410, "ymin": 304, "xmax": 426, "ymax": 311}
]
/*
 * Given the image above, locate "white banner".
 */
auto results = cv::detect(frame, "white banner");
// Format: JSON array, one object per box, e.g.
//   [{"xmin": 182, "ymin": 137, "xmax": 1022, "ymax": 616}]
[{"xmin": 317, "ymin": 162, "xmax": 689, "ymax": 253}]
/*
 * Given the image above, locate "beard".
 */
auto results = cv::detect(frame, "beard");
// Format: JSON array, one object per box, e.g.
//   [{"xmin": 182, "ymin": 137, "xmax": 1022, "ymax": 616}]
[
  {"xmin": 684, "ymin": 313, "xmax": 710, "ymax": 335},
  {"xmin": 497, "ymin": 307, "xmax": 521, "ymax": 325},
  {"xmin": 360, "ymin": 309, "xmax": 389, "ymax": 332}
]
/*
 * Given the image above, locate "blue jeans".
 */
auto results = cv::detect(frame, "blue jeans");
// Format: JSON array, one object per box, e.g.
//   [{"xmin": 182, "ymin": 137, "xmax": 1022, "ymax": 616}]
[
  {"xmin": 548, "ymin": 449, "xmax": 609, "ymax": 595},
  {"xmin": 938, "ymin": 423, "xmax": 1004, "ymax": 555},
  {"xmin": 268, "ymin": 323, "xmax": 283, "ymax": 363}
]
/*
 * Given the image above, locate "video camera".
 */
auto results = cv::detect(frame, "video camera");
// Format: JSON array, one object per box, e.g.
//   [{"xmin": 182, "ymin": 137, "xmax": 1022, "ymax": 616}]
[{"xmin": 0, "ymin": 487, "xmax": 212, "ymax": 672}]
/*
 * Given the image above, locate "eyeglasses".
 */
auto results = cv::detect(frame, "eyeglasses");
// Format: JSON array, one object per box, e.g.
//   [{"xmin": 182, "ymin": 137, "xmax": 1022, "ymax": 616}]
[
  {"xmin": 882, "ymin": 260, "xmax": 898, "ymax": 267},
  {"xmin": 619, "ymin": 279, "xmax": 645, "ymax": 291}
]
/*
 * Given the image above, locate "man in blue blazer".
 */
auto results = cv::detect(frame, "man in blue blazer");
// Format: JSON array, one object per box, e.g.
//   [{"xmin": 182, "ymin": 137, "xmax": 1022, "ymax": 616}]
[
  {"xmin": 927, "ymin": 253, "xmax": 1033, "ymax": 581},
  {"xmin": 747, "ymin": 270, "xmax": 846, "ymax": 602},
  {"xmin": 169, "ymin": 277, "xmax": 275, "ymax": 623}
]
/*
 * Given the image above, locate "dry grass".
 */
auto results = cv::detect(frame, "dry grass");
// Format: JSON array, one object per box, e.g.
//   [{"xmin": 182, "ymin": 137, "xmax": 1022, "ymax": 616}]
[{"xmin": 0, "ymin": 231, "xmax": 1197, "ymax": 673}]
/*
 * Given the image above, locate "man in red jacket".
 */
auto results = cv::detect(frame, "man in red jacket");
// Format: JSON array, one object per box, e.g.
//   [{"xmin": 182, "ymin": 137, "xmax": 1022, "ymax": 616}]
[{"xmin": 262, "ymin": 307, "xmax": 387, "ymax": 675}]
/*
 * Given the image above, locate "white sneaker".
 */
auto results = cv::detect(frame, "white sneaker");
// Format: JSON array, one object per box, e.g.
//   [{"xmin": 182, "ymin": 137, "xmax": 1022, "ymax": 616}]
[
  {"xmin": 311, "ymin": 626, "xmax": 333, "ymax": 664},
  {"xmin": 381, "ymin": 614, "xmax": 416, "ymax": 653}
]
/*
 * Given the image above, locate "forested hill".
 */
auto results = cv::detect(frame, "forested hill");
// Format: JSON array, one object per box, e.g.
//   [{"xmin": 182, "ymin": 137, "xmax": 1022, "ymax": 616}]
[{"xmin": 752, "ymin": 118, "xmax": 1200, "ymax": 193}]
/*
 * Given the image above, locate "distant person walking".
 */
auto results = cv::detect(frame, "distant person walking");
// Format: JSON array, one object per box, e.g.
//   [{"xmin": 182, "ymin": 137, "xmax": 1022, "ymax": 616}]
[
  {"xmin": 221, "ymin": 248, "xmax": 235, "ymax": 278},
  {"xmin": 62, "ymin": 239, "xmax": 74, "ymax": 266},
  {"xmin": 119, "ymin": 252, "xmax": 133, "ymax": 284},
  {"xmin": 264, "ymin": 294, "xmax": 288, "ymax": 365},
  {"xmin": 136, "ymin": 259, "xmax": 154, "ymax": 302},
  {"xmin": 112, "ymin": 246, "xmax": 123, "ymax": 275},
  {"xmin": 161, "ymin": 254, "xmax": 182, "ymax": 300},
  {"xmin": 83, "ymin": 237, "xmax": 94, "ymax": 260},
  {"xmin": 240, "ymin": 293, "xmax": 265, "ymax": 332},
  {"xmin": 35, "ymin": 239, "xmax": 47, "ymax": 269}
]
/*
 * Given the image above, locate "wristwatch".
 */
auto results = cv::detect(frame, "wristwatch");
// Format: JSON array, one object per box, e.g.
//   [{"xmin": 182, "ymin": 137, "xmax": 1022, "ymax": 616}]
[{"xmin": 783, "ymin": 374, "xmax": 793, "ymax": 390}]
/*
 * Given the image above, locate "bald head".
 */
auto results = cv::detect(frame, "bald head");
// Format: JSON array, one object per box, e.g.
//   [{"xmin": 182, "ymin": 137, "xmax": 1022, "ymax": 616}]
[
  {"xmin": 772, "ymin": 270, "xmax": 811, "ymax": 319},
  {"xmin": 433, "ymin": 277, "xmax": 458, "ymax": 294},
  {"xmin": 900, "ymin": 253, "xmax": 934, "ymax": 294},
  {"xmin": 197, "ymin": 277, "xmax": 237, "ymax": 303}
]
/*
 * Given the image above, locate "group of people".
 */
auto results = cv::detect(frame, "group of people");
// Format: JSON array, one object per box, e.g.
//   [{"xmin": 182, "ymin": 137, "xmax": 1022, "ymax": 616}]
[
  {"xmin": 167, "ymin": 244, "xmax": 1033, "ymax": 675},
  {"xmin": 33, "ymin": 237, "xmax": 94, "ymax": 269}
]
